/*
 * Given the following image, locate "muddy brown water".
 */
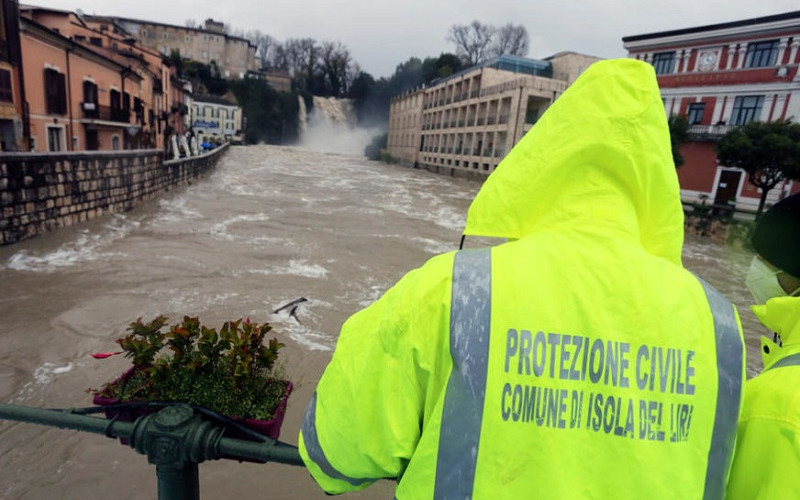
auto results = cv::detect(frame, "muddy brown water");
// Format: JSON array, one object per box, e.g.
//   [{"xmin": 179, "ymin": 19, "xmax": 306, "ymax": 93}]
[{"xmin": 0, "ymin": 145, "xmax": 767, "ymax": 499}]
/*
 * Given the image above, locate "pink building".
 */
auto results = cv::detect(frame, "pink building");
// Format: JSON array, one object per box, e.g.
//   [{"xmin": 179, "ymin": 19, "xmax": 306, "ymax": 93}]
[
  {"xmin": 20, "ymin": 16, "xmax": 144, "ymax": 151},
  {"xmin": 0, "ymin": 2, "xmax": 190, "ymax": 152},
  {"xmin": 623, "ymin": 11, "xmax": 800, "ymax": 213},
  {"xmin": 0, "ymin": 0, "xmax": 24, "ymax": 151}
]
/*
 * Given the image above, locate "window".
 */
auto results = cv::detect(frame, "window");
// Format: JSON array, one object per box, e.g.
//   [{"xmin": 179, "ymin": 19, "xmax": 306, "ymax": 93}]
[
  {"xmin": 687, "ymin": 103, "xmax": 705, "ymax": 125},
  {"xmin": 141, "ymin": 29, "xmax": 147, "ymax": 37},
  {"xmin": 652, "ymin": 52, "xmax": 676, "ymax": 75},
  {"xmin": 82, "ymin": 80, "xmax": 98, "ymax": 117},
  {"xmin": 73, "ymin": 35, "xmax": 86, "ymax": 42},
  {"xmin": 44, "ymin": 68, "xmax": 66, "ymax": 114},
  {"xmin": 745, "ymin": 40, "xmax": 778, "ymax": 68},
  {"xmin": 111, "ymin": 135, "xmax": 120, "ymax": 150},
  {"xmin": 162, "ymin": 32, "xmax": 168, "ymax": 39},
  {"xmin": 109, "ymin": 88, "xmax": 122, "ymax": 120},
  {"xmin": 47, "ymin": 126, "xmax": 64, "ymax": 151},
  {"xmin": 89, "ymin": 37, "xmax": 102, "ymax": 47},
  {"xmin": 122, "ymin": 92, "xmax": 131, "ymax": 122},
  {"xmin": 731, "ymin": 95, "xmax": 764, "ymax": 125},
  {"xmin": 134, "ymin": 97, "xmax": 143, "ymax": 123},
  {"xmin": 0, "ymin": 69, "xmax": 12, "ymax": 102}
]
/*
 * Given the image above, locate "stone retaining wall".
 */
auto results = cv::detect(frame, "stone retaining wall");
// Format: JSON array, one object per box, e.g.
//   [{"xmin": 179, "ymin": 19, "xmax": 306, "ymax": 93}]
[{"xmin": 0, "ymin": 146, "xmax": 228, "ymax": 246}]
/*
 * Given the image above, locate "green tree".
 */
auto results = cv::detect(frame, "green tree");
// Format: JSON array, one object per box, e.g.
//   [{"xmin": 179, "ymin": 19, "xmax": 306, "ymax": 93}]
[
  {"xmin": 229, "ymin": 78, "xmax": 299, "ymax": 145},
  {"xmin": 668, "ymin": 115, "xmax": 689, "ymax": 168},
  {"xmin": 717, "ymin": 120, "xmax": 800, "ymax": 218}
]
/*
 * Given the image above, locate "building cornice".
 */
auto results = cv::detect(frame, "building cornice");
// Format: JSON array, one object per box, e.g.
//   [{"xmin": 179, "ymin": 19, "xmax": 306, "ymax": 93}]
[
  {"xmin": 21, "ymin": 17, "xmax": 141, "ymax": 78},
  {"xmin": 623, "ymin": 10, "xmax": 800, "ymax": 46}
]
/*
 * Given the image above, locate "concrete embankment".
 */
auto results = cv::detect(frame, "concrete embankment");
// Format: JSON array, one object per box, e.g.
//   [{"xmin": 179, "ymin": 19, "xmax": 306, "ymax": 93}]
[{"xmin": 0, "ymin": 146, "xmax": 228, "ymax": 246}]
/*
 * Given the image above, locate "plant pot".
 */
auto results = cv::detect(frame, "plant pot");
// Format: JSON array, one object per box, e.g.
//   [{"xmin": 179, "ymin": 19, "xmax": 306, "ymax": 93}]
[{"xmin": 93, "ymin": 366, "xmax": 293, "ymax": 451}]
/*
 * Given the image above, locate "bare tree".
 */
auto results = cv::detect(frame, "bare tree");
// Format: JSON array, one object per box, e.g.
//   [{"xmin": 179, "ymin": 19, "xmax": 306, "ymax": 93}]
[
  {"xmin": 281, "ymin": 38, "xmax": 321, "ymax": 92},
  {"xmin": 447, "ymin": 20, "xmax": 495, "ymax": 66},
  {"xmin": 185, "ymin": 19, "xmax": 198, "ymax": 28},
  {"xmin": 320, "ymin": 41, "xmax": 351, "ymax": 96},
  {"xmin": 490, "ymin": 23, "xmax": 529, "ymax": 57},
  {"xmin": 247, "ymin": 30, "xmax": 278, "ymax": 68}
]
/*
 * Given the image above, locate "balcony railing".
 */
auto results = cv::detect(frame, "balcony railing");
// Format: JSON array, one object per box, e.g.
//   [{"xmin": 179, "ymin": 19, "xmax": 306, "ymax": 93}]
[
  {"xmin": 82, "ymin": 102, "xmax": 131, "ymax": 123},
  {"xmin": 687, "ymin": 124, "xmax": 737, "ymax": 141}
]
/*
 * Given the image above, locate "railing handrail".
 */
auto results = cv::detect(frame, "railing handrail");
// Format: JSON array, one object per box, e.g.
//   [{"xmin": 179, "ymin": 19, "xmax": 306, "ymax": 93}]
[{"xmin": 0, "ymin": 402, "xmax": 305, "ymax": 499}]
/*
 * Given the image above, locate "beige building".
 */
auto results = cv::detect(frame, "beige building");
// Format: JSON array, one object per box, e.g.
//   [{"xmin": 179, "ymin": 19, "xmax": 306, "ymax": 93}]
[
  {"xmin": 387, "ymin": 53, "xmax": 600, "ymax": 176},
  {"xmin": 102, "ymin": 17, "xmax": 258, "ymax": 79}
]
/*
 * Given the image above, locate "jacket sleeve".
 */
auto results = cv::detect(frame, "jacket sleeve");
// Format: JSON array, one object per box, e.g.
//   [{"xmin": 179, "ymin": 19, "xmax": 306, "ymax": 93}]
[{"xmin": 299, "ymin": 253, "xmax": 454, "ymax": 494}]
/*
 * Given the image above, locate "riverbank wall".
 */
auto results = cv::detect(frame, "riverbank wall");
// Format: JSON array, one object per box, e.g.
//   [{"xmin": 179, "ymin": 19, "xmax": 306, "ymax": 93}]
[{"xmin": 0, "ymin": 146, "xmax": 228, "ymax": 246}]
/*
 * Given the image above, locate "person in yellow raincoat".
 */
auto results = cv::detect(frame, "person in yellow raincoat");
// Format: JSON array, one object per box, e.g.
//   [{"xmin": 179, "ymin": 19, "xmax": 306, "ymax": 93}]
[
  {"xmin": 726, "ymin": 192, "xmax": 800, "ymax": 500},
  {"xmin": 299, "ymin": 59, "xmax": 745, "ymax": 499}
]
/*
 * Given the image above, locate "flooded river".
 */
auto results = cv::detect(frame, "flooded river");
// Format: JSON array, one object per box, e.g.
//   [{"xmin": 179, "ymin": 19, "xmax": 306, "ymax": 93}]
[{"xmin": 0, "ymin": 145, "xmax": 767, "ymax": 499}]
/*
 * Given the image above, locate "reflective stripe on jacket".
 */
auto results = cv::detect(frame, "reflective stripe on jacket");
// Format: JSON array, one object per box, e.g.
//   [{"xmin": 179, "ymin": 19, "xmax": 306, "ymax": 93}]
[{"xmin": 299, "ymin": 59, "xmax": 746, "ymax": 499}]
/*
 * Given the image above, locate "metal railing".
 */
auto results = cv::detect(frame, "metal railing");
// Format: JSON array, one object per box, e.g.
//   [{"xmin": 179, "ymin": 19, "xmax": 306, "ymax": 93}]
[
  {"xmin": 82, "ymin": 103, "xmax": 131, "ymax": 123},
  {"xmin": 0, "ymin": 402, "xmax": 304, "ymax": 500},
  {"xmin": 687, "ymin": 124, "xmax": 737, "ymax": 140}
]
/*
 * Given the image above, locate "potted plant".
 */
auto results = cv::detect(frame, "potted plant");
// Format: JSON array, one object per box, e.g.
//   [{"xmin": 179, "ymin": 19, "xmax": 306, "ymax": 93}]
[{"xmin": 91, "ymin": 315, "xmax": 292, "ymax": 443}]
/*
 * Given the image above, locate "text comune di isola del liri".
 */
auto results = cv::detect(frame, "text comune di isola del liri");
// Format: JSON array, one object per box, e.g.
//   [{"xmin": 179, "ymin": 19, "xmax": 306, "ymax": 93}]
[{"xmin": 500, "ymin": 329, "xmax": 696, "ymax": 443}]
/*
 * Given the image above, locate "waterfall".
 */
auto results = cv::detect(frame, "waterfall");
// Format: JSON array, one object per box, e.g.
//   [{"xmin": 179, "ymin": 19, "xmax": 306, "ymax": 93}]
[
  {"xmin": 297, "ymin": 96, "xmax": 379, "ymax": 156},
  {"xmin": 297, "ymin": 96, "xmax": 308, "ymax": 137}
]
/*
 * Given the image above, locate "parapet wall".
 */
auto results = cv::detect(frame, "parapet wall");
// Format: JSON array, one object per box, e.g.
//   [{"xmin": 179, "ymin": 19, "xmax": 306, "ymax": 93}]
[{"xmin": 0, "ymin": 146, "xmax": 228, "ymax": 246}]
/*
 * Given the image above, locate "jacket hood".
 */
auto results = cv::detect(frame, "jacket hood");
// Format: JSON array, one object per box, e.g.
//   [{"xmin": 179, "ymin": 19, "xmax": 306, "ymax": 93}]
[
  {"xmin": 463, "ymin": 59, "xmax": 684, "ymax": 265},
  {"xmin": 753, "ymin": 296, "xmax": 800, "ymax": 345}
]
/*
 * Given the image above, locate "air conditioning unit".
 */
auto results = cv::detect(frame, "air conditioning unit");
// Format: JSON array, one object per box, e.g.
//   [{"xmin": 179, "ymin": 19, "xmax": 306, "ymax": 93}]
[{"xmin": 777, "ymin": 66, "xmax": 789, "ymax": 77}]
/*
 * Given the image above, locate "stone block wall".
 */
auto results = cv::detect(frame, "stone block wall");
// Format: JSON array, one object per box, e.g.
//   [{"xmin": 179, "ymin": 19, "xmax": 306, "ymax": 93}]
[{"xmin": 0, "ymin": 146, "xmax": 228, "ymax": 246}]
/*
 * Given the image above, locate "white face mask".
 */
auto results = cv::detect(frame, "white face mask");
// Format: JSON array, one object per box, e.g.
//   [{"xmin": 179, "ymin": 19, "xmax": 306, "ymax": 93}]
[{"xmin": 746, "ymin": 257, "xmax": 789, "ymax": 304}]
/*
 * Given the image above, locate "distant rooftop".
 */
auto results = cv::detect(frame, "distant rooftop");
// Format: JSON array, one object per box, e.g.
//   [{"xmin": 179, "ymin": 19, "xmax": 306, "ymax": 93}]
[{"xmin": 431, "ymin": 54, "xmax": 553, "ymax": 87}]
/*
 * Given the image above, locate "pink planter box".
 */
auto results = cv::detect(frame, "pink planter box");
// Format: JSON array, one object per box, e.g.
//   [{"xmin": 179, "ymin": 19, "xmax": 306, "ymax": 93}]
[{"xmin": 93, "ymin": 366, "xmax": 293, "ymax": 453}]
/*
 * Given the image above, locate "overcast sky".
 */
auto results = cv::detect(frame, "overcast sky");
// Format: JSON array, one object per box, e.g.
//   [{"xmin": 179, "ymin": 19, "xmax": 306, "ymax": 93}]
[{"xmin": 33, "ymin": 0, "xmax": 800, "ymax": 78}]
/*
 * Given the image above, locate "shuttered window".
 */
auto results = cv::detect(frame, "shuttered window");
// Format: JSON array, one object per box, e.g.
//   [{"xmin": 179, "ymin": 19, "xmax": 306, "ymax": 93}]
[{"xmin": 44, "ymin": 68, "xmax": 66, "ymax": 114}]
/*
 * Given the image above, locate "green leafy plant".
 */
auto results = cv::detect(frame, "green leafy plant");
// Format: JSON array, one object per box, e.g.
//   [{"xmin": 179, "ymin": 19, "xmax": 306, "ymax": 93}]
[{"xmin": 93, "ymin": 316, "xmax": 288, "ymax": 421}]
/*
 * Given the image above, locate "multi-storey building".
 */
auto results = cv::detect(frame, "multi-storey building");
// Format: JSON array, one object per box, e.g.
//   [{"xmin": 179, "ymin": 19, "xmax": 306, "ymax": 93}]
[
  {"xmin": 387, "ymin": 53, "xmax": 600, "ymax": 176},
  {"xmin": 623, "ymin": 11, "xmax": 800, "ymax": 211},
  {"xmin": 8, "ymin": 3, "xmax": 191, "ymax": 152},
  {"xmin": 106, "ymin": 17, "xmax": 258, "ymax": 80},
  {"xmin": 191, "ymin": 95, "xmax": 242, "ymax": 143},
  {"xmin": 20, "ymin": 16, "xmax": 142, "ymax": 152},
  {"xmin": 0, "ymin": 0, "xmax": 24, "ymax": 151}
]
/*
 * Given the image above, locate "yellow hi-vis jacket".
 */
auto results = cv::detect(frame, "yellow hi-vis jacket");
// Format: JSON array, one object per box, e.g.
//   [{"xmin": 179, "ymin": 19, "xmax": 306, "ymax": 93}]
[
  {"xmin": 726, "ymin": 296, "xmax": 800, "ymax": 500},
  {"xmin": 299, "ymin": 59, "xmax": 745, "ymax": 499}
]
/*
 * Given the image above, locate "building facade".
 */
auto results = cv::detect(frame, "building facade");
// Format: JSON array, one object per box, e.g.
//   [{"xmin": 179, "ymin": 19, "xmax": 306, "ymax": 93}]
[
  {"xmin": 109, "ymin": 17, "xmax": 258, "ymax": 80},
  {"xmin": 191, "ymin": 95, "xmax": 242, "ymax": 143},
  {"xmin": 2, "ymin": 3, "xmax": 192, "ymax": 153},
  {"xmin": 0, "ymin": 0, "xmax": 23, "ymax": 151},
  {"xmin": 623, "ymin": 11, "xmax": 800, "ymax": 212},
  {"xmin": 387, "ymin": 53, "xmax": 600, "ymax": 176}
]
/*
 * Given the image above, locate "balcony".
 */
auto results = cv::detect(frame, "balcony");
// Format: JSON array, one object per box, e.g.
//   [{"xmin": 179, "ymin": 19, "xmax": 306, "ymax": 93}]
[
  {"xmin": 687, "ymin": 124, "xmax": 737, "ymax": 141},
  {"xmin": 82, "ymin": 103, "xmax": 131, "ymax": 123}
]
